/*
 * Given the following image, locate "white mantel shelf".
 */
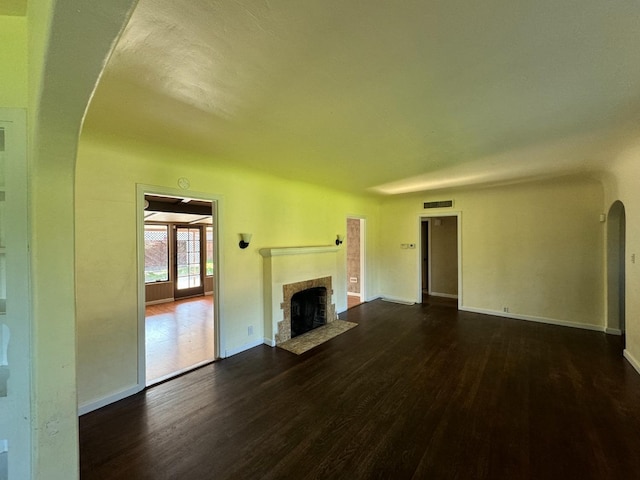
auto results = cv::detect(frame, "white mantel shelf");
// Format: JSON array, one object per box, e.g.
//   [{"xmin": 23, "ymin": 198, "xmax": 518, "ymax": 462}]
[{"xmin": 259, "ymin": 245, "xmax": 340, "ymax": 257}]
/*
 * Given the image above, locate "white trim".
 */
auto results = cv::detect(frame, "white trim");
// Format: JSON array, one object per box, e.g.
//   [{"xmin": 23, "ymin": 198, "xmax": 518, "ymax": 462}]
[
  {"xmin": 429, "ymin": 292, "xmax": 458, "ymax": 299},
  {"xmin": 263, "ymin": 337, "xmax": 276, "ymax": 347},
  {"xmin": 78, "ymin": 384, "xmax": 144, "ymax": 416},
  {"xmin": 606, "ymin": 328, "xmax": 622, "ymax": 336},
  {"xmin": 460, "ymin": 306, "xmax": 604, "ymax": 332},
  {"xmin": 259, "ymin": 245, "xmax": 339, "ymax": 257},
  {"xmin": 224, "ymin": 338, "xmax": 264, "ymax": 357},
  {"xmin": 347, "ymin": 292, "xmax": 361, "ymax": 297},
  {"xmin": 381, "ymin": 297, "xmax": 415, "ymax": 305},
  {"xmin": 623, "ymin": 350, "xmax": 640, "ymax": 376}
]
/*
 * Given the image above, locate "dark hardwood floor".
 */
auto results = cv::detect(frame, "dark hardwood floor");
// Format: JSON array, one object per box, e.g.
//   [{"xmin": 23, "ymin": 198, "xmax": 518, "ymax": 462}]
[{"xmin": 80, "ymin": 299, "xmax": 640, "ymax": 479}]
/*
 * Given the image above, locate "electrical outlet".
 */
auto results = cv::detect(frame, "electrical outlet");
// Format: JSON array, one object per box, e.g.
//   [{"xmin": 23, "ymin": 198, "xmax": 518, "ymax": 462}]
[
  {"xmin": 401, "ymin": 244, "xmax": 408, "ymax": 249},
  {"xmin": 503, "ymin": 307, "xmax": 509, "ymax": 313},
  {"xmin": 248, "ymin": 325, "xmax": 254, "ymax": 336},
  {"xmin": 632, "ymin": 253, "xmax": 636, "ymax": 264}
]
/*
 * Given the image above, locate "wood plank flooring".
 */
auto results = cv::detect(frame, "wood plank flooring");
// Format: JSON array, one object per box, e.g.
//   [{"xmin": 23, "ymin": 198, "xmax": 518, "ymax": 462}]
[
  {"xmin": 145, "ymin": 296, "xmax": 214, "ymax": 384},
  {"xmin": 80, "ymin": 299, "xmax": 640, "ymax": 479},
  {"xmin": 347, "ymin": 294, "xmax": 362, "ymax": 309}
]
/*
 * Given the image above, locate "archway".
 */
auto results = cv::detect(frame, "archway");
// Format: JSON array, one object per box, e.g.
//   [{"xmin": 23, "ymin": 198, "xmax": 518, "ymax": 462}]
[
  {"xmin": 29, "ymin": 1, "xmax": 139, "ymax": 477},
  {"xmin": 606, "ymin": 200, "xmax": 626, "ymax": 344}
]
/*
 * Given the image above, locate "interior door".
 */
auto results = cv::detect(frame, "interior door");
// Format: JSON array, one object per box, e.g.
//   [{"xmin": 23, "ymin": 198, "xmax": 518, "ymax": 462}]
[{"xmin": 174, "ymin": 225, "xmax": 205, "ymax": 299}]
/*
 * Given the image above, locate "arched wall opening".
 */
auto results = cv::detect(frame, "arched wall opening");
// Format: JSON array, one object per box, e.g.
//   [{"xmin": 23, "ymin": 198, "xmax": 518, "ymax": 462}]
[{"xmin": 606, "ymin": 200, "xmax": 626, "ymax": 339}]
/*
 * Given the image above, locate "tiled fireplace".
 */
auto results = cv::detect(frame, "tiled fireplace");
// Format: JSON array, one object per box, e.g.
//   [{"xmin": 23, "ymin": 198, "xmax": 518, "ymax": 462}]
[
  {"xmin": 278, "ymin": 276, "xmax": 334, "ymax": 343},
  {"xmin": 260, "ymin": 246, "xmax": 339, "ymax": 346}
]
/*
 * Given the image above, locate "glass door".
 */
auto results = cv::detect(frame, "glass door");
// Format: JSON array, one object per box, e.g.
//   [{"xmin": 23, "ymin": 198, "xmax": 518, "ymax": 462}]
[{"xmin": 174, "ymin": 226, "xmax": 205, "ymax": 299}]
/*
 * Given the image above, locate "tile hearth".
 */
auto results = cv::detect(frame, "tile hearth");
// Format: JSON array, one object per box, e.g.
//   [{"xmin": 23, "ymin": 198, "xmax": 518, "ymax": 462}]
[{"xmin": 277, "ymin": 320, "xmax": 357, "ymax": 355}]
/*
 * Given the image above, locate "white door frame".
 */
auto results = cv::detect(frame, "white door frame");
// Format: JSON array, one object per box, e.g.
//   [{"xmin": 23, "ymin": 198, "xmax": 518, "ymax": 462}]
[
  {"xmin": 417, "ymin": 212, "xmax": 462, "ymax": 307},
  {"xmin": 136, "ymin": 184, "xmax": 224, "ymax": 389}
]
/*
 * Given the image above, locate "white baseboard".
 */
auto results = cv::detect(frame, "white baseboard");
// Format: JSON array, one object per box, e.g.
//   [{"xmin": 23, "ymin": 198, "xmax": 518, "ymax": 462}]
[
  {"xmin": 144, "ymin": 298, "xmax": 174, "ymax": 306},
  {"xmin": 460, "ymin": 306, "xmax": 605, "ymax": 332},
  {"xmin": 223, "ymin": 338, "xmax": 264, "ymax": 358},
  {"xmin": 381, "ymin": 297, "xmax": 415, "ymax": 305},
  {"xmin": 347, "ymin": 292, "xmax": 361, "ymax": 297},
  {"xmin": 205, "ymin": 291, "xmax": 213, "ymax": 296},
  {"xmin": 263, "ymin": 337, "xmax": 276, "ymax": 347},
  {"xmin": 78, "ymin": 383, "xmax": 144, "ymax": 416},
  {"xmin": 606, "ymin": 328, "xmax": 622, "ymax": 336},
  {"xmin": 429, "ymin": 292, "xmax": 458, "ymax": 299},
  {"xmin": 624, "ymin": 350, "xmax": 640, "ymax": 376}
]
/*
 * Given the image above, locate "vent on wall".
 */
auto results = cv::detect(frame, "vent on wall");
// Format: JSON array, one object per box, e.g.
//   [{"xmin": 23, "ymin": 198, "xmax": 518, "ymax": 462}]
[{"xmin": 424, "ymin": 200, "xmax": 453, "ymax": 209}]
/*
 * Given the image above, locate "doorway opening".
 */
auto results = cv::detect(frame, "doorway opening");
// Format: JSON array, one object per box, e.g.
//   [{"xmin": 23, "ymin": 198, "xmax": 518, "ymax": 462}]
[
  {"xmin": 141, "ymin": 193, "xmax": 218, "ymax": 386},
  {"xmin": 606, "ymin": 201, "xmax": 626, "ymax": 347},
  {"xmin": 346, "ymin": 217, "xmax": 366, "ymax": 309},
  {"xmin": 420, "ymin": 215, "xmax": 460, "ymax": 307}
]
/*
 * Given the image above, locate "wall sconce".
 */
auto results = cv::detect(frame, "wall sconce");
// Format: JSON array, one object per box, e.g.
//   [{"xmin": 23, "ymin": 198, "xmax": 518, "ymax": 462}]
[
  {"xmin": 335, "ymin": 234, "xmax": 344, "ymax": 246},
  {"xmin": 239, "ymin": 233, "xmax": 252, "ymax": 249}
]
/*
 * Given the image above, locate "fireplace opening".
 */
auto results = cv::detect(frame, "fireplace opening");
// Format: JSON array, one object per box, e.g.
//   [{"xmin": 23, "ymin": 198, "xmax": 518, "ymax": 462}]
[{"xmin": 291, "ymin": 287, "xmax": 327, "ymax": 338}]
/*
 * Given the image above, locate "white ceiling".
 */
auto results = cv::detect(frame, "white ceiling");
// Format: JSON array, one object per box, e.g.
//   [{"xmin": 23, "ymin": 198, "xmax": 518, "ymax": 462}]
[{"xmin": 83, "ymin": 0, "xmax": 640, "ymax": 195}]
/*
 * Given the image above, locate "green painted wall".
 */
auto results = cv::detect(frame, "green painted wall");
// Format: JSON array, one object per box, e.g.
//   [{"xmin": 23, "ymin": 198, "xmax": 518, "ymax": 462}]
[
  {"xmin": 604, "ymin": 143, "xmax": 640, "ymax": 369},
  {"xmin": 75, "ymin": 132, "xmax": 380, "ymax": 407},
  {"xmin": 379, "ymin": 176, "xmax": 605, "ymax": 328},
  {"xmin": 27, "ymin": 0, "xmax": 52, "ymax": 114},
  {"xmin": 76, "ymin": 126, "xmax": 613, "ymax": 412},
  {"xmin": 0, "ymin": 16, "xmax": 28, "ymax": 107}
]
